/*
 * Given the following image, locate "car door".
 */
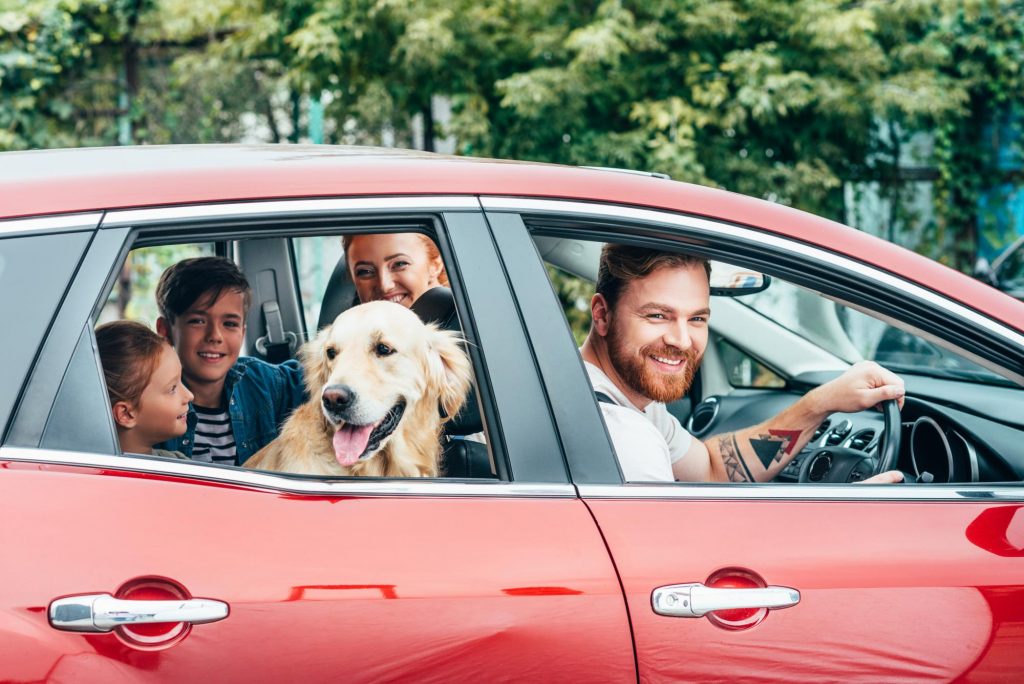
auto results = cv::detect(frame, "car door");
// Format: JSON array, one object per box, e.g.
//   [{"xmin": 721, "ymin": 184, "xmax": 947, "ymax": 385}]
[
  {"xmin": 487, "ymin": 200, "xmax": 1024, "ymax": 682},
  {"xmin": 0, "ymin": 203, "xmax": 635, "ymax": 682}
]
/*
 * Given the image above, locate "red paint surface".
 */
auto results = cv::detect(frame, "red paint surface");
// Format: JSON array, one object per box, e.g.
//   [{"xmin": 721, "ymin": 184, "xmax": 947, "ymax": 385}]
[
  {"xmin": 2, "ymin": 145, "xmax": 1021, "ymax": 333},
  {"xmin": 586, "ymin": 497, "xmax": 1024, "ymax": 682},
  {"xmin": 0, "ymin": 462, "xmax": 635, "ymax": 682}
]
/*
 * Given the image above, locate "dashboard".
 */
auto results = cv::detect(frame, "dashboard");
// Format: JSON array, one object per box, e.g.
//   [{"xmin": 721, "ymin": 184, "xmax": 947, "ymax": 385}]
[{"xmin": 687, "ymin": 378, "xmax": 1024, "ymax": 484}]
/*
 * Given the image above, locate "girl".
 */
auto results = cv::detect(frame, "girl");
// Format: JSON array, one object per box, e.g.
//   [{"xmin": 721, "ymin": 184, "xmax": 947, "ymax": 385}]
[
  {"xmin": 96, "ymin": 320, "xmax": 193, "ymax": 457},
  {"xmin": 343, "ymin": 233, "xmax": 449, "ymax": 307}
]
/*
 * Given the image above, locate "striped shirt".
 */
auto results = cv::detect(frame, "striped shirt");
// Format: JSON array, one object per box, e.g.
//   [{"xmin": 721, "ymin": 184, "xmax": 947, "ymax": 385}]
[{"xmin": 191, "ymin": 404, "xmax": 236, "ymax": 465}]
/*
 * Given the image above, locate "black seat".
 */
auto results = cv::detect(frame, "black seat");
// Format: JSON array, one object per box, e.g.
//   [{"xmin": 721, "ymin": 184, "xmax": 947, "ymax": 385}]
[
  {"xmin": 410, "ymin": 288, "xmax": 494, "ymax": 479},
  {"xmin": 316, "ymin": 255, "xmax": 359, "ymax": 331},
  {"xmin": 410, "ymin": 287, "xmax": 483, "ymax": 438}
]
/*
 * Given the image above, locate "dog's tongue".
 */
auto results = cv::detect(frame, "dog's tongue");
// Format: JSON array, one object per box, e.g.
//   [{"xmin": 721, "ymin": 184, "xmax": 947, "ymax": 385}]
[{"xmin": 333, "ymin": 424, "xmax": 374, "ymax": 466}]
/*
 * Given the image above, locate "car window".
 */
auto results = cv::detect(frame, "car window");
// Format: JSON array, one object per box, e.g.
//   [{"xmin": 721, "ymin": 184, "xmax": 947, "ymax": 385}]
[
  {"xmin": 99, "ymin": 243, "xmax": 215, "ymax": 327},
  {"xmin": 0, "ymin": 231, "xmax": 92, "ymax": 436},
  {"xmin": 76, "ymin": 226, "xmax": 498, "ymax": 481},
  {"xmin": 530, "ymin": 229, "xmax": 1023, "ymax": 487},
  {"xmin": 715, "ymin": 338, "xmax": 785, "ymax": 389},
  {"xmin": 292, "ymin": 235, "xmax": 345, "ymax": 335},
  {"xmin": 737, "ymin": 280, "xmax": 1012, "ymax": 385},
  {"xmin": 996, "ymin": 240, "xmax": 1024, "ymax": 293}
]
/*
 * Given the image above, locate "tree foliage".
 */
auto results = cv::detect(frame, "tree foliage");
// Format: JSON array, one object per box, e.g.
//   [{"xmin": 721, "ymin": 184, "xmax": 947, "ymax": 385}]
[{"xmin": 2, "ymin": 0, "xmax": 1022, "ymax": 270}]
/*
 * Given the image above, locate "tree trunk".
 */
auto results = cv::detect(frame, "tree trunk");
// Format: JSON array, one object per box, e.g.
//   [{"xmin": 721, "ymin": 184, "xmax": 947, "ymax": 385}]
[
  {"xmin": 422, "ymin": 100, "xmax": 435, "ymax": 152},
  {"xmin": 289, "ymin": 91, "xmax": 301, "ymax": 143}
]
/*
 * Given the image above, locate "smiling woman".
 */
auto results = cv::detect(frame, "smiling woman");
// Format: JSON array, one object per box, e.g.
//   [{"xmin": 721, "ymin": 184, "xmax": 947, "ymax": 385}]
[{"xmin": 343, "ymin": 233, "xmax": 449, "ymax": 308}]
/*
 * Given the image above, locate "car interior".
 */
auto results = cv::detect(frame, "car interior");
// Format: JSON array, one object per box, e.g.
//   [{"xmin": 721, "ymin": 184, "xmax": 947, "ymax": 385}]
[
  {"xmin": 98, "ymin": 224, "xmax": 1024, "ymax": 486},
  {"xmin": 533, "ymin": 234, "xmax": 1024, "ymax": 485}
]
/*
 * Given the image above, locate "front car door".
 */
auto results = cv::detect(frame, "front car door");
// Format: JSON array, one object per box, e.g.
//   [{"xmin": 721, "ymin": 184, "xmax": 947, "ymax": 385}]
[
  {"xmin": 0, "ymin": 200, "xmax": 635, "ymax": 681},
  {"xmin": 487, "ymin": 198, "xmax": 1024, "ymax": 682}
]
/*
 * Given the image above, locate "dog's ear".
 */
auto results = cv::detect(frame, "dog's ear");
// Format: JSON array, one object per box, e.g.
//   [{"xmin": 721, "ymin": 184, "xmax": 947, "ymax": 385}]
[
  {"xmin": 300, "ymin": 326, "xmax": 333, "ymax": 396},
  {"xmin": 425, "ymin": 326, "xmax": 473, "ymax": 421}
]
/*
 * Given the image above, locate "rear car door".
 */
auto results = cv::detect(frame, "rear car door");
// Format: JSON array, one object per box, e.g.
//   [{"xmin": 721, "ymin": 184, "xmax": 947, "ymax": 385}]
[
  {"xmin": 0, "ymin": 202, "xmax": 635, "ymax": 682},
  {"xmin": 488, "ymin": 199, "xmax": 1024, "ymax": 682}
]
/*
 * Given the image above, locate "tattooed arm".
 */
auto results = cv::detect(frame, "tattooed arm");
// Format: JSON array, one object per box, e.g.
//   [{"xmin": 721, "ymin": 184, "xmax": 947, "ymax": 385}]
[
  {"xmin": 674, "ymin": 399, "xmax": 824, "ymax": 482},
  {"xmin": 672, "ymin": 361, "xmax": 906, "ymax": 483}
]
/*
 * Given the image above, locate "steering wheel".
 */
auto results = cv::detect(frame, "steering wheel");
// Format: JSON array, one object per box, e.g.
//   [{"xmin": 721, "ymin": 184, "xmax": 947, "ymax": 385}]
[{"xmin": 799, "ymin": 399, "xmax": 902, "ymax": 483}]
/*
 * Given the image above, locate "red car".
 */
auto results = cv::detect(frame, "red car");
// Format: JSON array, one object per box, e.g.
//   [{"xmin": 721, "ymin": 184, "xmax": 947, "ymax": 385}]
[{"xmin": 1, "ymin": 145, "xmax": 1022, "ymax": 682}]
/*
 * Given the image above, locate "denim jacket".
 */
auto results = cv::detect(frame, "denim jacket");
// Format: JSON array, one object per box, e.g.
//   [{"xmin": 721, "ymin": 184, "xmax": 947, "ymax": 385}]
[{"xmin": 157, "ymin": 356, "xmax": 306, "ymax": 465}]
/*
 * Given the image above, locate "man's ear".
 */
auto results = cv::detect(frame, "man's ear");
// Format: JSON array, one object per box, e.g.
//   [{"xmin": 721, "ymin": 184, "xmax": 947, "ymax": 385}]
[
  {"xmin": 591, "ymin": 293, "xmax": 611, "ymax": 336},
  {"xmin": 155, "ymin": 317, "xmax": 171, "ymax": 342},
  {"xmin": 112, "ymin": 401, "xmax": 138, "ymax": 429}
]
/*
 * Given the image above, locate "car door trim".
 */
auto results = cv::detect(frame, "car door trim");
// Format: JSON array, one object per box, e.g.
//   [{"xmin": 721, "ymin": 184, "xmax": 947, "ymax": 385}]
[
  {"xmin": 102, "ymin": 196, "xmax": 481, "ymax": 227},
  {"xmin": 0, "ymin": 447, "xmax": 576, "ymax": 498},
  {"xmin": 480, "ymin": 197, "xmax": 1024, "ymax": 351},
  {"xmin": 578, "ymin": 483, "xmax": 1024, "ymax": 501},
  {"xmin": 0, "ymin": 212, "xmax": 103, "ymax": 236}
]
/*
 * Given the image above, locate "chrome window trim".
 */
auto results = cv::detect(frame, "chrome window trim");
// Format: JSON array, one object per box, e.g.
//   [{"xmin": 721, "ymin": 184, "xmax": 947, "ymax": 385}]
[
  {"xmin": 480, "ymin": 197, "xmax": 1024, "ymax": 351},
  {"xmin": 0, "ymin": 447, "xmax": 572, "ymax": 498},
  {"xmin": 0, "ymin": 212, "xmax": 103, "ymax": 237},
  {"xmin": 578, "ymin": 483, "xmax": 1024, "ymax": 501},
  {"xmin": 102, "ymin": 196, "xmax": 481, "ymax": 227}
]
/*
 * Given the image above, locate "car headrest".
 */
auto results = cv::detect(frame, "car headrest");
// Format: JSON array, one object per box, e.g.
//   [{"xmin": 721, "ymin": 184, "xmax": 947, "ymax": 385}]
[
  {"xmin": 410, "ymin": 286, "xmax": 459, "ymax": 330},
  {"xmin": 317, "ymin": 256, "xmax": 358, "ymax": 331},
  {"xmin": 411, "ymin": 287, "xmax": 482, "ymax": 436}
]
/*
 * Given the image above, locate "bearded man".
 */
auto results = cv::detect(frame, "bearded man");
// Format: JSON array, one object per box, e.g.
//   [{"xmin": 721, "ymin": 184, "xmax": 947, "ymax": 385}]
[{"xmin": 580, "ymin": 244, "xmax": 905, "ymax": 484}]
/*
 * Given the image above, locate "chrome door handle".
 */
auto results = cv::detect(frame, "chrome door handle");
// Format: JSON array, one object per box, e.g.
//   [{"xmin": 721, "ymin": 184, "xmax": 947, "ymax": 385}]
[
  {"xmin": 652, "ymin": 582, "xmax": 800, "ymax": 618},
  {"xmin": 49, "ymin": 593, "xmax": 229, "ymax": 632}
]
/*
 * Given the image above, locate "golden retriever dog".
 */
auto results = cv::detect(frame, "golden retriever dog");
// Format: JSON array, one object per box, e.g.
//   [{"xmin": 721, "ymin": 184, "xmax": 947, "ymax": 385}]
[{"xmin": 246, "ymin": 301, "xmax": 472, "ymax": 477}]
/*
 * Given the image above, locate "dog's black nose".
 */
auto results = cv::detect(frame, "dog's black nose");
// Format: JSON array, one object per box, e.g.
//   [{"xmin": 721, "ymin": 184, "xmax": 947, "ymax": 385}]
[{"xmin": 322, "ymin": 385, "xmax": 355, "ymax": 414}]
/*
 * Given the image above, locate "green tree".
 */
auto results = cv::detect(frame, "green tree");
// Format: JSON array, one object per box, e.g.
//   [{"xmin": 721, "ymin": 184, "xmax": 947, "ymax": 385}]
[{"xmin": 3, "ymin": 0, "xmax": 1021, "ymax": 272}]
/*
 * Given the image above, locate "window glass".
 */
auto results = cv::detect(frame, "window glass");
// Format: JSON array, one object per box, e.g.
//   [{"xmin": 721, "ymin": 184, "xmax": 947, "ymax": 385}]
[
  {"xmin": 545, "ymin": 264, "xmax": 594, "ymax": 346},
  {"xmin": 996, "ymin": 241, "xmax": 1024, "ymax": 293},
  {"xmin": 99, "ymin": 243, "xmax": 214, "ymax": 327},
  {"xmin": 737, "ymin": 279, "xmax": 1009, "ymax": 385},
  {"xmin": 89, "ymin": 231, "xmax": 494, "ymax": 481},
  {"xmin": 0, "ymin": 232, "xmax": 91, "ymax": 432},
  {"xmin": 716, "ymin": 338, "xmax": 785, "ymax": 388},
  {"xmin": 292, "ymin": 235, "xmax": 344, "ymax": 334}
]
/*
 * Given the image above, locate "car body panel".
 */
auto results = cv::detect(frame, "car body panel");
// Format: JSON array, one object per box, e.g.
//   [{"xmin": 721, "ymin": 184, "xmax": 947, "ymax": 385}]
[
  {"xmin": 0, "ymin": 459, "xmax": 636, "ymax": 682},
  {"xmin": 584, "ymin": 495, "xmax": 1024, "ymax": 682},
  {"xmin": 1, "ymin": 145, "xmax": 1021, "ymax": 333},
  {"xmin": 494, "ymin": 199, "xmax": 1024, "ymax": 680},
  {"xmin": 2, "ymin": 145, "xmax": 1023, "ymax": 680}
]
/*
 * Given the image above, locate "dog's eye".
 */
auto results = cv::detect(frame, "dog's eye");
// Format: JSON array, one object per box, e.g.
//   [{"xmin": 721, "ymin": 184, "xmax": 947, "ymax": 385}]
[
  {"xmin": 375, "ymin": 342, "xmax": 395, "ymax": 357},
  {"xmin": 325, "ymin": 346, "xmax": 337, "ymax": 360}
]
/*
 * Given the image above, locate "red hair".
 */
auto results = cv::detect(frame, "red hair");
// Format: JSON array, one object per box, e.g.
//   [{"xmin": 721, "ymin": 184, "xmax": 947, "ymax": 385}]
[{"xmin": 95, "ymin": 320, "xmax": 169, "ymax": 406}]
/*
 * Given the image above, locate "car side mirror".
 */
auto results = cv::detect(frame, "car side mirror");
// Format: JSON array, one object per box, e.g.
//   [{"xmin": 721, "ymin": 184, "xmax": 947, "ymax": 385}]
[
  {"xmin": 709, "ymin": 262, "xmax": 771, "ymax": 296},
  {"xmin": 973, "ymin": 257, "xmax": 995, "ymax": 285}
]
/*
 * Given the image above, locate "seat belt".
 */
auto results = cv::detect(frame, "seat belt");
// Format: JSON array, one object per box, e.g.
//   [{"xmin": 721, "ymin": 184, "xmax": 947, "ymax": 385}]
[{"xmin": 255, "ymin": 300, "xmax": 296, "ymax": 364}]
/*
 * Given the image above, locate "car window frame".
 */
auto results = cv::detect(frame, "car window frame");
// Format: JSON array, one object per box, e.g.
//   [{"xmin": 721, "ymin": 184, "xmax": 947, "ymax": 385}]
[
  {"xmin": 483, "ymin": 198, "xmax": 1024, "ymax": 501},
  {"xmin": 1, "ymin": 197, "xmax": 574, "ymax": 495}
]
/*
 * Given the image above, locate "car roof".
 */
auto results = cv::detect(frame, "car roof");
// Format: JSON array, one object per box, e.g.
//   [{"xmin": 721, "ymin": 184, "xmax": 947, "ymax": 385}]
[{"xmin": 3, "ymin": 144, "xmax": 1022, "ymax": 333}]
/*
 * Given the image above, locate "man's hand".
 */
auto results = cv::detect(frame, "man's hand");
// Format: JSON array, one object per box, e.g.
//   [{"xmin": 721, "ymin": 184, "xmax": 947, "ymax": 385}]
[
  {"xmin": 857, "ymin": 470, "xmax": 904, "ymax": 484},
  {"xmin": 808, "ymin": 361, "xmax": 905, "ymax": 415}
]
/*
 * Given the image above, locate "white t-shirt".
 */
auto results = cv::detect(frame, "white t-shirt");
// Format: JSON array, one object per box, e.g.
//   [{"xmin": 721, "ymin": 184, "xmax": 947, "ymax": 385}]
[{"xmin": 585, "ymin": 361, "xmax": 693, "ymax": 482}]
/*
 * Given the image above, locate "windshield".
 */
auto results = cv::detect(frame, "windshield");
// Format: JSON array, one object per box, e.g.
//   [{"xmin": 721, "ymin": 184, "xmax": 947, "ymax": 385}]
[{"xmin": 738, "ymin": 279, "xmax": 1012, "ymax": 385}]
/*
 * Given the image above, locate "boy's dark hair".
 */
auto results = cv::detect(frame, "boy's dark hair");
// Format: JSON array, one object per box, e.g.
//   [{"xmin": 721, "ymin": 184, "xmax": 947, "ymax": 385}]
[
  {"xmin": 596, "ymin": 244, "xmax": 711, "ymax": 308},
  {"xmin": 156, "ymin": 256, "xmax": 252, "ymax": 323}
]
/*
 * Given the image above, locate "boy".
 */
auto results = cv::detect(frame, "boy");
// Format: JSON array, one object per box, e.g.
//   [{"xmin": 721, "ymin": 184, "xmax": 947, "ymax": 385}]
[{"xmin": 154, "ymin": 256, "xmax": 305, "ymax": 465}]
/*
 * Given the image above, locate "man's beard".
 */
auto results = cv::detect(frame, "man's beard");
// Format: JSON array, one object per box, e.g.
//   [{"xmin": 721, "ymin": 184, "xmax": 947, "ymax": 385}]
[{"xmin": 607, "ymin": 322, "xmax": 701, "ymax": 404}]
